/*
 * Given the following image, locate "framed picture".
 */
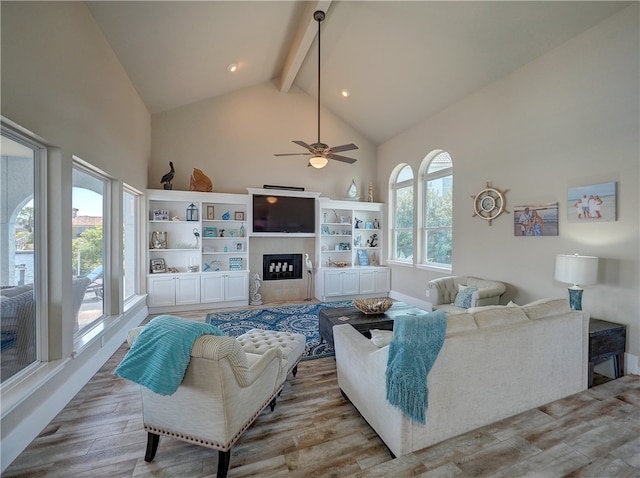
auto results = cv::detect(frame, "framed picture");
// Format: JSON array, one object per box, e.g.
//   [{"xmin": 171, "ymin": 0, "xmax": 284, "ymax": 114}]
[
  {"xmin": 153, "ymin": 209, "xmax": 169, "ymax": 221},
  {"xmin": 234, "ymin": 211, "xmax": 245, "ymax": 221},
  {"xmin": 229, "ymin": 257, "xmax": 244, "ymax": 271},
  {"xmin": 232, "ymin": 240, "xmax": 245, "ymax": 252},
  {"xmin": 567, "ymin": 181, "xmax": 617, "ymax": 223},
  {"xmin": 203, "ymin": 226, "xmax": 217, "ymax": 238},
  {"xmin": 228, "ymin": 229, "xmax": 238, "ymax": 237},
  {"xmin": 513, "ymin": 203, "xmax": 558, "ymax": 236},
  {"xmin": 358, "ymin": 249, "xmax": 369, "ymax": 266},
  {"xmin": 206, "ymin": 205, "xmax": 215, "ymax": 220},
  {"xmin": 150, "ymin": 258, "xmax": 166, "ymax": 273}
]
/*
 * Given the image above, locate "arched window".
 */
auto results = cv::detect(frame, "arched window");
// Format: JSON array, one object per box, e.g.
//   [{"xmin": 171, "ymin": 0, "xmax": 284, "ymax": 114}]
[
  {"xmin": 420, "ymin": 151, "xmax": 453, "ymax": 268},
  {"xmin": 389, "ymin": 164, "xmax": 414, "ymax": 262}
]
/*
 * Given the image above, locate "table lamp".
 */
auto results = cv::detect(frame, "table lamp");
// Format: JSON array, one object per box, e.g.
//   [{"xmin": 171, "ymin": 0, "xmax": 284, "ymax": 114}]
[{"xmin": 554, "ymin": 254, "xmax": 599, "ymax": 310}]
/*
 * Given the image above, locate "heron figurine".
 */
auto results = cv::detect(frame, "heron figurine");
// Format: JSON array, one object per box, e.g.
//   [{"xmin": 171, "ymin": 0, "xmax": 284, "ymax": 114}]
[
  {"xmin": 160, "ymin": 161, "xmax": 175, "ymax": 190},
  {"xmin": 305, "ymin": 253, "xmax": 314, "ymax": 301}
]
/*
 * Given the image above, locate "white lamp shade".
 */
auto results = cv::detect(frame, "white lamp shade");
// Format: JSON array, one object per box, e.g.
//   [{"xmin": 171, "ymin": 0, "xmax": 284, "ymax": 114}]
[
  {"xmin": 554, "ymin": 254, "xmax": 599, "ymax": 287},
  {"xmin": 309, "ymin": 155, "xmax": 328, "ymax": 169}
]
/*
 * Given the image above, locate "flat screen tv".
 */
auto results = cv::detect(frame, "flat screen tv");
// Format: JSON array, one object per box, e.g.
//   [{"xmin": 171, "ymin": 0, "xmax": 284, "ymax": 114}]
[{"xmin": 252, "ymin": 194, "xmax": 315, "ymax": 234}]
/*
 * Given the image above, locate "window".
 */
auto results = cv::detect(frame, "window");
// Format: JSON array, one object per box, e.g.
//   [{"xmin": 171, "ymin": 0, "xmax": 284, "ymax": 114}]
[
  {"xmin": 72, "ymin": 163, "xmax": 106, "ymax": 335},
  {"xmin": 123, "ymin": 187, "xmax": 140, "ymax": 302},
  {"xmin": 0, "ymin": 128, "xmax": 44, "ymax": 383},
  {"xmin": 390, "ymin": 164, "xmax": 414, "ymax": 261},
  {"xmin": 421, "ymin": 151, "xmax": 453, "ymax": 268}
]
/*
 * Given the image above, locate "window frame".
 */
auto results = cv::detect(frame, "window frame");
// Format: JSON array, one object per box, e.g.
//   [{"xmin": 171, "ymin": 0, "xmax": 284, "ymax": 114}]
[
  {"xmin": 388, "ymin": 164, "xmax": 415, "ymax": 265},
  {"xmin": 0, "ymin": 122, "xmax": 49, "ymax": 382},
  {"xmin": 418, "ymin": 150, "xmax": 453, "ymax": 271}
]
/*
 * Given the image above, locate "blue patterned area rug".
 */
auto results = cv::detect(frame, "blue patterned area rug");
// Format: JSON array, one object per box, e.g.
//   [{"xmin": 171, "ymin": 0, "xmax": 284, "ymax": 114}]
[{"xmin": 206, "ymin": 301, "xmax": 353, "ymax": 359}]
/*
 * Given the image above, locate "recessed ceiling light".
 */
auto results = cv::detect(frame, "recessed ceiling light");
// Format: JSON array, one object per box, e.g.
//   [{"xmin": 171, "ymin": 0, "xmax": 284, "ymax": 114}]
[
  {"xmin": 227, "ymin": 63, "xmax": 238, "ymax": 73},
  {"xmin": 340, "ymin": 89, "xmax": 350, "ymax": 98}
]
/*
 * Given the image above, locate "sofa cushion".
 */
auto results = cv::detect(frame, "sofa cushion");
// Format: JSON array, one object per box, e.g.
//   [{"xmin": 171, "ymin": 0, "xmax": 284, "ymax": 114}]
[
  {"xmin": 521, "ymin": 298, "xmax": 570, "ymax": 320},
  {"xmin": 453, "ymin": 286, "xmax": 477, "ymax": 309},
  {"xmin": 473, "ymin": 306, "xmax": 529, "ymax": 328},
  {"xmin": 370, "ymin": 329, "xmax": 394, "ymax": 348},
  {"xmin": 445, "ymin": 313, "xmax": 478, "ymax": 335}
]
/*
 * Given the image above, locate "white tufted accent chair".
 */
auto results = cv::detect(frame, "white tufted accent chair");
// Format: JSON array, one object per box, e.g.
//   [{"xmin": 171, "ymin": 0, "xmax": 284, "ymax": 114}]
[
  {"xmin": 236, "ymin": 328, "xmax": 306, "ymax": 379},
  {"xmin": 126, "ymin": 326, "xmax": 285, "ymax": 478},
  {"xmin": 427, "ymin": 275, "xmax": 506, "ymax": 313}
]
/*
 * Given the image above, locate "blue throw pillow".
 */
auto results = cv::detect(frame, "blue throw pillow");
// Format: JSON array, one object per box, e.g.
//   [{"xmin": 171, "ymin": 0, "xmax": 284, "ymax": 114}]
[{"xmin": 454, "ymin": 287, "xmax": 477, "ymax": 309}]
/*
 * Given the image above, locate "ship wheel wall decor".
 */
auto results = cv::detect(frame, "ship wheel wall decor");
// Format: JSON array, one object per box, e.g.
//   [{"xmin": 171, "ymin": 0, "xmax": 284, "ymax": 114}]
[{"xmin": 472, "ymin": 182, "xmax": 509, "ymax": 225}]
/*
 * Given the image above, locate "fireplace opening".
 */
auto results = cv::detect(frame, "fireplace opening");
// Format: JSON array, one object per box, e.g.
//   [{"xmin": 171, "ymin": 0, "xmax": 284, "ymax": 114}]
[{"xmin": 263, "ymin": 254, "xmax": 303, "ymax": 281}]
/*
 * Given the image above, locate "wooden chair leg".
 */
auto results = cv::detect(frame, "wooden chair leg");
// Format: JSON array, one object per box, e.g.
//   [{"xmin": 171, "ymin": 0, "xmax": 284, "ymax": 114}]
[
  {"xmin": 292, "ymin": 364, "xmax": 298, "ymax": 377},
  {"xmin": 217, "ymin": 450, "xmax": 231, "ymax": 478},
  {"xmin": 269, "ymin": 397, "xmax": 277, "ymax": 412},
  {"xmin": 144, "ymin": 432, "xmax": 160, "ymax": 462}
]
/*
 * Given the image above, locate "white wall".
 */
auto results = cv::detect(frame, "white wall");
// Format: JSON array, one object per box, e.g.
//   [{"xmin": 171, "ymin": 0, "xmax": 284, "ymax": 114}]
[
  {"xmin": 150, "ymin": 81, "xmax": 378, "ymax": 200},
  {"xmin": 1, "ymin": 2, "xmax": 150, "ymax": 470},
  {"xmin": 378, "ymin": 5, "xmax": 640, "ymax": 363}
]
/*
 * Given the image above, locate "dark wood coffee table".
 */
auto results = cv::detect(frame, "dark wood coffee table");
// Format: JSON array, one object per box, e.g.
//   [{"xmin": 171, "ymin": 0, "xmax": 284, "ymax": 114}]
[{"xmin": 318, "ymin": 301, "xmax": 430, "ymax": 348}]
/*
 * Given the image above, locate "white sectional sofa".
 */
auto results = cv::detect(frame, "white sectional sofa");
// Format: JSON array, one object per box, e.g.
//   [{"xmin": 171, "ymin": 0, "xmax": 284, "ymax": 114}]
[{"xmin": 333, "ymin": 298, "xmax": 589, "ymax": 457}]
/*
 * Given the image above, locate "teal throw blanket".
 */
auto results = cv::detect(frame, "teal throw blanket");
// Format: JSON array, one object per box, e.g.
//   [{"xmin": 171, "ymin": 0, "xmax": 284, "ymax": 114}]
[
  {"xmin": 385, "ymin": 310, "xmax": 446, "ymax": 424},
  {"xmin": 114, "ymin": 315, "xmax": 223, "ymax": 396}
]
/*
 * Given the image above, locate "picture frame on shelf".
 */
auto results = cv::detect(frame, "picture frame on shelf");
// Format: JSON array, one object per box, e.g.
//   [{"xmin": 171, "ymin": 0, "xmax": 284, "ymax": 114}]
[
  {"xmin": 204, "ymin": 227, "xmax": 217, "ymax": 238},
  {"xmin": 153, "ymin": 209, "xmax": 169, "ymax": 221},
  {"xmin": 150, "ymin": 258, "xmax": 166, "ymax": 274},
  {"xmin": 206, "ymin": 205, "xmax": 215, "ymax": 220},
  {"xmin": 358, "ymin": 249, "xmax": 369, "ymax": 266},
  {"xmin": 229, "ymin": 257, "xmax": 244, "ymax": 271},
  {"xmin": 234, "ymin": 211, "xmax": 245, "ymax": 221},
  {"xmin": 228, "ymin": 229, "xmax": 238, "ymax": 237},
  {"xmin": 232, "ymin": 240, "xmax": 245, "ymax": 252}
]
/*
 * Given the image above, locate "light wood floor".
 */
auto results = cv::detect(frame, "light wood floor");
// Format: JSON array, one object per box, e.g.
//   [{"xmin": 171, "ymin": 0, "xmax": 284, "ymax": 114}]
[{"xmin": 3, "ymin": 309, "xmax": 640, "ymax": 477}]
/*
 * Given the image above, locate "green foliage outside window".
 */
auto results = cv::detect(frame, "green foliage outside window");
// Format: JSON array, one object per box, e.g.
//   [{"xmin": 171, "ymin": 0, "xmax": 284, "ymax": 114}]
[
  {"xmin": 425, "ymin": 184, "xmax": 452, "ymax": 265},
  {"xmin": 72, "ymin": 225, "xmax": 103, "ymax": 276}
]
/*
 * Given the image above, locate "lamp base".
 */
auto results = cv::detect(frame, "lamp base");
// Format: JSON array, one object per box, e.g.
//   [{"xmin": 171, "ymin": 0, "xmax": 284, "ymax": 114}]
[{"xmin": 568, "ymin": 288, "xmax": 584, "ymax": 311}]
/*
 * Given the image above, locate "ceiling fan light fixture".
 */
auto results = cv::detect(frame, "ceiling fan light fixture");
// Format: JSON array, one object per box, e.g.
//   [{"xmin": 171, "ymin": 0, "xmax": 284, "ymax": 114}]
[{"xmin": 309, "ymin": 155, "xmax": 328, "ymax": 169}]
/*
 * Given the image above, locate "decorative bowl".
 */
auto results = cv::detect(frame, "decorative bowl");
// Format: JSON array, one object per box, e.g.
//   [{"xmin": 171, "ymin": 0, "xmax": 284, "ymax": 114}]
[
  {"xmin": 354, "ymin": 298, "xmax": 393, "ymax": 315},
  {"xmin": 333, "ymin": 261, "xmax": 349, "ymax": 268}
]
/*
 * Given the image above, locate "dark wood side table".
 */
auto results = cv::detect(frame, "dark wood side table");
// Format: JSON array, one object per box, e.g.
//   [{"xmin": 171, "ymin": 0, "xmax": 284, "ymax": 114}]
[{"xmin": 588, "ymin": 318, "xmax": 626, "ymax": 388}]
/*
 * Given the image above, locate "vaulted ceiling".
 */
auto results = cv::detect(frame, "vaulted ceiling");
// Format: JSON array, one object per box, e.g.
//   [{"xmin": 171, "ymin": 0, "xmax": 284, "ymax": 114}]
[{"xmin": 86, "ymin": 1, "xmax": 629, "ymax": 145}]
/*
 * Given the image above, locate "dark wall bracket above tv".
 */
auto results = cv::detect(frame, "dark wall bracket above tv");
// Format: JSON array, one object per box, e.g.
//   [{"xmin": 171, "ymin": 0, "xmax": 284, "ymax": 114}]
[{"xmin": 262, "ymin": 184, "xmax": 305, "ymax": 191}]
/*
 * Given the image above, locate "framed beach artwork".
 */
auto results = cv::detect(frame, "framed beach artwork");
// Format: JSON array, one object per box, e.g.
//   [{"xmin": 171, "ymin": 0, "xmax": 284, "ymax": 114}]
[
  {"xmin": 513, "ymin": 203, "xmax": 558, "ymax": 236},
  {"xmin": 567, "ymin": 181, "xmax": 617, "ymax": 223}
]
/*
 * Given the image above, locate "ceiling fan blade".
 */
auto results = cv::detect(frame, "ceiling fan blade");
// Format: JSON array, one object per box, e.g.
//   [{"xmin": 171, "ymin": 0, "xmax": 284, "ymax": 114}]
[
  {"xmin": 329, "ymin": 143, "xmax": 359, "ymax": 153},
  {"xmin": 327, "ymin": 153, "xmax": 357, "ymax": 164},
  {"xmin": 274, "ymin": 152, "xmax": 312, "ymax": 156},
  {"xmin": 292, "ymin": 140, "xmax": 314, "ymax": 151}
]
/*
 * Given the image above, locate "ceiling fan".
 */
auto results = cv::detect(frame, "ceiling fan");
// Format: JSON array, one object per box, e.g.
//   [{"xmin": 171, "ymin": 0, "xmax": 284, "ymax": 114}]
[{"xmin": 274, "ymin": 10, "xmax": 358, "ymax": 169}]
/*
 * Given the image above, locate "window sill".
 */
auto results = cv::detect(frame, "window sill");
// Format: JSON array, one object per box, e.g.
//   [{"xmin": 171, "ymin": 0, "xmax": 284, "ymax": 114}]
[
  {"xmin": 387, "ymin": 259, "xmax": 414, "ymax": 268},
  {"xmin": 73, "ymin": 295, "xmax": 147, "ymax": 357},
  {"xmin": 1, "ymin": 359, "xmax": 69, "ymax": 418},
  {"xmin": 416, "ymin": 263, "xmax": 452, "ymax": 273}
]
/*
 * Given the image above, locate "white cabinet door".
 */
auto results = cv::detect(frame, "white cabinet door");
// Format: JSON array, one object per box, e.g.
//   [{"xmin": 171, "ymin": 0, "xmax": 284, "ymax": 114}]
[
  {"xmin": 225, "ymin": 272, "xmax": 248, "ymax": 301},
  {"xmin": 359, "ymin": 270, "xmax": 376, "ymax": 294},
  {"xmin": 342, "ymin": 270, "xmax": 359, "ymax": 295},
  {"xmin": 324, "ymin": 269, "xmax": 359, "ymax": 297},
  {"xmin": 174, "ymin": 275, "xmax": 200, "ymax": 305},
  {"xmin": 201, "ymin": 274, "xmax": 225, "ymax": 303},
  {"xmin": 324, "ymin": 270, "xmax": 345, "ymax": 297},
  {"xmin": 148, "ymin": 275, "xmax": 176, "ymax": 307},
  {"xmin": 374, "ymin": 268, "xmax": 390, "ymax": 293}
]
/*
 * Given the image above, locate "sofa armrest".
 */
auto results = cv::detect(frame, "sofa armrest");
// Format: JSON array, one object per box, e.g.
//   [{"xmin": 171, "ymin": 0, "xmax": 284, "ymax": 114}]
[{"xmin": 427, "ymin": 276, "xmax": 461, "ymax": 306}]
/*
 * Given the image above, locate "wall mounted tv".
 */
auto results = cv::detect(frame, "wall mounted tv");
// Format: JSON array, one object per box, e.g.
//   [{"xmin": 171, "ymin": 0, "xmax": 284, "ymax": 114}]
[{"xmin": 252, "ymin": 194, "xmax": 315, "ymax": 234}]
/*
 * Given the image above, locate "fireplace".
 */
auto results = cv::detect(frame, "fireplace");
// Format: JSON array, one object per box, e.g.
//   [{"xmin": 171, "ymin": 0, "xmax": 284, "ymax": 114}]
[{"xmin": 263, "ymin": 253, "xmax": 303, "ymax": 281}]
